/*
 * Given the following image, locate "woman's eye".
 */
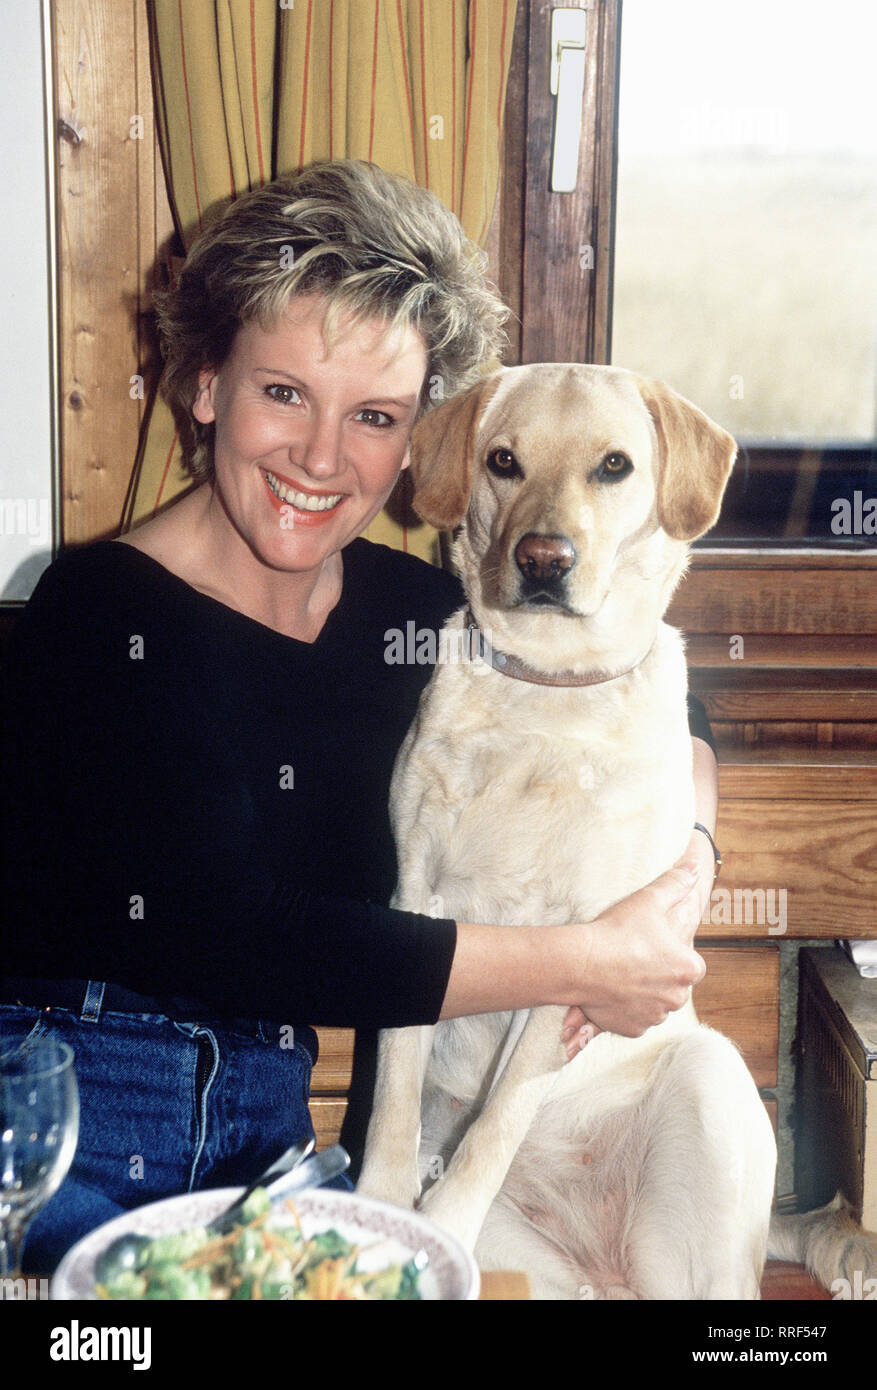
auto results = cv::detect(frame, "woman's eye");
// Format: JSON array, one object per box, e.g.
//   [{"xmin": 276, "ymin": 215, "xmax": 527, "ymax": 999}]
[
  {"xmin": 596, "ymin": 451, "xmax": 633, "ymax": 482},
  {"xmin": 266, "ymin": 384, "xmax": 301, "ymax": 406},
  {"xmin": 356, "ymin": 409, "xmax": 394, "ymax": 428},
  {"xmin": 486, "ymin": 447, "xmax": 522, "ymax": 478}
]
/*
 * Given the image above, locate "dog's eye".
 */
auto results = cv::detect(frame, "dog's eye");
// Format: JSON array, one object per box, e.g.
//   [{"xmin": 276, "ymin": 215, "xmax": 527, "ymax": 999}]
[
  {"xmin": 486, "ymin": 447, "xmax": 522, "ymax": 479},
  {"xmin": 597, "ymin": 452, "xmax": 633, "ymax": 482}
]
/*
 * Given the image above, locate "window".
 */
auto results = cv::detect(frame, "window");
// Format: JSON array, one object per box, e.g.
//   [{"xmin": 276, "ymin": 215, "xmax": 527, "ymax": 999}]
[{"xmin": 612, "ymin": 0, "xmax": 877, "ymax": 547}]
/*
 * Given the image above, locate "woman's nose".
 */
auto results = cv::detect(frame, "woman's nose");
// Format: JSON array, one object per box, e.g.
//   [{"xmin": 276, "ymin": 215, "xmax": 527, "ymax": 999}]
[{"xmin": 294, "ymin": 413, "xmax": 343, "ymax": 477}]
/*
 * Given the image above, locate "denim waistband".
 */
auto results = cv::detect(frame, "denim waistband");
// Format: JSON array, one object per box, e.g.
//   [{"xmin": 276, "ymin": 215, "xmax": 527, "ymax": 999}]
[{"xmin": 2, "ymin": 975, "xmax": 319, "ymax": 1062}]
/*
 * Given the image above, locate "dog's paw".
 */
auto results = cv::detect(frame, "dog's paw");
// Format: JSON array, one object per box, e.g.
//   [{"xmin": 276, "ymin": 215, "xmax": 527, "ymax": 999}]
[{"xmin": 771, "ymin": 1193, "xmax": 877, "ymax": 1293}]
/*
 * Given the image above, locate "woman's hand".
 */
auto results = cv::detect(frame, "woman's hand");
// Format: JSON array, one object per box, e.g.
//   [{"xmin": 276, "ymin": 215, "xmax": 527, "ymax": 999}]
[{"xmin": 561, "ymin": 842, "xmax": 713, "ymax": 1057}]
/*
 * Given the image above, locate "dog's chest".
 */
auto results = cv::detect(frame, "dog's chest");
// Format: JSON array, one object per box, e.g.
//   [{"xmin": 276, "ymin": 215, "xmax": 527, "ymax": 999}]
[{"xmin": 393, "ymin": 652, "xmax": 693, "ymax": 927}]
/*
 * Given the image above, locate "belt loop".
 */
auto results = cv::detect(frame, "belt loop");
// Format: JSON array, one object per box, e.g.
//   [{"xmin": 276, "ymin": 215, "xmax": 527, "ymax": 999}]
[{"xmin": 80, "ymin": 979, "xmax": 106, "ymax": 1024}]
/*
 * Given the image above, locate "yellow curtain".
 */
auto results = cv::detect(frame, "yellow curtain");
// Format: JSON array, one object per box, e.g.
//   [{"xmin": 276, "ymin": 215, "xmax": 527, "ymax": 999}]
[{"xmin": 123, "ymin": 0, "xmax": 517, "ymax": 563}]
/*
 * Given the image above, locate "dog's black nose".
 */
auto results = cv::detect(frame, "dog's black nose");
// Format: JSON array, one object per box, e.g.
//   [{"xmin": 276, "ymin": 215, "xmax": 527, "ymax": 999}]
[{"xmin": 514, "ymin": 533, "xmax": 577, "ymax": 584}]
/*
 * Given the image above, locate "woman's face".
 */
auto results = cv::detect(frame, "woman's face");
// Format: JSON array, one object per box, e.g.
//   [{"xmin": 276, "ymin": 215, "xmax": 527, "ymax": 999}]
[{"xmin": 192, "ymin": 294, "xmax": 428, "ymax": 573}]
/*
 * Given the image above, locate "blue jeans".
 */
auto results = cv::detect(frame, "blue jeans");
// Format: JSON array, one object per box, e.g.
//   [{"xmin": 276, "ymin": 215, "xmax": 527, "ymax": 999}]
[{"xmin": 0, "ymin": 984, "xmax": 350, "ymax": 1274}]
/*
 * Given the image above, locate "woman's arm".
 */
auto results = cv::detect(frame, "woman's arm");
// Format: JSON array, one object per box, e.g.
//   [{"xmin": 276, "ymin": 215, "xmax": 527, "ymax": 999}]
[
  {"xmin": 440, "ymin": 859, "xmax": 705, "ymax": 1033},
  {"xmin": 681, "ymin": 732, "xmax": 721, "ymax": 918}
]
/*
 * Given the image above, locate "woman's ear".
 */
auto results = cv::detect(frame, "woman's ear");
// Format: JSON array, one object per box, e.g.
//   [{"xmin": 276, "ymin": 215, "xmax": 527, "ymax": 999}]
[{"xmin": 192, "ymin": 368, "xmax": 219, "ymax": 425}]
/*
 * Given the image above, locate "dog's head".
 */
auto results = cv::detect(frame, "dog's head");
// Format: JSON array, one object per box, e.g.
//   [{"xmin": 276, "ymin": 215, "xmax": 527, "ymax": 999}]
[{"xmin": 409, "ymin": 364, "xmax": 736, "ymax": 671}]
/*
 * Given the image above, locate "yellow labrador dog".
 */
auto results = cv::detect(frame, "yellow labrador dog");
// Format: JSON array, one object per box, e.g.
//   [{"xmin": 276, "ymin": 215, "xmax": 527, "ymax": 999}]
[{"xmin": 357, "ymin": 363, "xmax": 876, "ymax": 1300}]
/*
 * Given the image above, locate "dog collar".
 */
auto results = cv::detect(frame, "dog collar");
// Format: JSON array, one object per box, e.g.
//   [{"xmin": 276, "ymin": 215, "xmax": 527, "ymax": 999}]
[{"xmin": 464, "ymin": 610, "xmax": 654, "ymax": 688}]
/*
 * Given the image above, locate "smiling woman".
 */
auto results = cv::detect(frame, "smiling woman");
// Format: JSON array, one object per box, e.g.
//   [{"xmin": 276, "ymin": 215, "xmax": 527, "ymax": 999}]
[
  {"xmin": 124, "ymin": 297, "xmax": 429, "ymax": 641},
  {"xmin": 181, "ymin": 298, "xmax": 426, "ymax": 637},
  {"xmin": 0, "ymin": 159, "xmax": 718, "ymax": 1279},
  {"xmin": 117, "ymin": 159, "xmax": 503, "ymax": 640}
]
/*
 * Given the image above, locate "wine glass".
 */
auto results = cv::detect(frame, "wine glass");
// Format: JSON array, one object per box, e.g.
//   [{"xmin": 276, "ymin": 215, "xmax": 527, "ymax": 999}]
[{"xmin": 0, "ymin": 1032, "xmax": 79, "ymax": 1276}]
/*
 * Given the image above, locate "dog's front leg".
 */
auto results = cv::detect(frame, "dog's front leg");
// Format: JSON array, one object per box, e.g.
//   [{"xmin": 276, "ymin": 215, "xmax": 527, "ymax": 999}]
[
  {"xmin": 357, "ymin": 1024, "xmax": 435, "ymax": 1209},
  {"xmin": 419, "ymin": 1005, "xmax": 567, "ymax": 1250},
  {"xmin": 356, "ymin": 765, "xmax": 449, "ymax": 1208}
]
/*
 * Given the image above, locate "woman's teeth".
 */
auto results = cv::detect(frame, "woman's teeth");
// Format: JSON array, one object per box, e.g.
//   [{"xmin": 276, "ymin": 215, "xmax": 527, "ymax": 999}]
[{"xmin": 265, "ymin": 472, "xmax": 343, "ymax": 510}]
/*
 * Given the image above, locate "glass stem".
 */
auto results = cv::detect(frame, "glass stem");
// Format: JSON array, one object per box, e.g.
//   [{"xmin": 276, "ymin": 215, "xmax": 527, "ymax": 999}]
[{"xmin": 0, "ymin": 1219, "xmax": 26, "ymax": 1278}]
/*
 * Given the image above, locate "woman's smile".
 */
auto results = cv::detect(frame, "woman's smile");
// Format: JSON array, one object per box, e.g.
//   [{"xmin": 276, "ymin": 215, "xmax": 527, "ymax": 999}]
[{"xmin": 261, "ymin": 467, "xmax": 346, "ymax": 524}]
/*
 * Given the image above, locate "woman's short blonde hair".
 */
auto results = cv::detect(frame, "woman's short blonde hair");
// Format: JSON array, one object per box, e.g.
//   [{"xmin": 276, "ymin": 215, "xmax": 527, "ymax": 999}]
[{"xmin": 154, "ymin": 159, "xmax": 509, "ymax": 482}]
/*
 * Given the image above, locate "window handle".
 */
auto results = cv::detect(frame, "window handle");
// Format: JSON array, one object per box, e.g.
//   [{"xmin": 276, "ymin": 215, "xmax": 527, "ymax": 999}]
[{"xmin": 550, "ymin": 8, "xmax": 588, "ymax": 193}]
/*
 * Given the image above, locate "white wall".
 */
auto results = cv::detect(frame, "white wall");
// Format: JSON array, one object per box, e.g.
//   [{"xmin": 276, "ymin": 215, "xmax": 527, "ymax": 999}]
[{"xmin": 0, "ymin": 0, "xmax": 56, "ymax": 600}]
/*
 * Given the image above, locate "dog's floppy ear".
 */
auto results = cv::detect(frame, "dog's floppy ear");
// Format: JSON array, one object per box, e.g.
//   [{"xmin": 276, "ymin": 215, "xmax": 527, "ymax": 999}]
[
  {"xmin": 638, "ymin": 378, "xmax": 737, "ymax": 540},
  {"xmin": 409, "ymin": 372, "xmax": 503, "ymax": 530}
]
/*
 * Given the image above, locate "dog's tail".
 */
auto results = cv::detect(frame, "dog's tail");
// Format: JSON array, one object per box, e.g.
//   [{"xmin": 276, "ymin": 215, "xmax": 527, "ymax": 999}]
[{"xmin": 767, "ymin": 1193, "xmax": 877, "ymax": 1292}]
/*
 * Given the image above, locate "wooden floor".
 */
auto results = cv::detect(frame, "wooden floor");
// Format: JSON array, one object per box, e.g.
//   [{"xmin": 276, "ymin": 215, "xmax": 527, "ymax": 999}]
[{"xmin": 761, "ymin": 1261, "xmax": 831, "ymax": 1301}]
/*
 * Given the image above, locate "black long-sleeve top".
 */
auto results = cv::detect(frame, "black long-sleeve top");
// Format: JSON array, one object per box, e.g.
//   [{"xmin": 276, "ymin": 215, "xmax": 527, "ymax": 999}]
[{"xmin": 0, "ymin": 538, "xmax": 714, "ymax": 1029}]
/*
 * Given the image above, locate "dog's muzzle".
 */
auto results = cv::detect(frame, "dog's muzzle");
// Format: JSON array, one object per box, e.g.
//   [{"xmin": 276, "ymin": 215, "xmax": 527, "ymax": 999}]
[{"xmin": 514, "ymin": 532, "xmax": 576, "ymax": 607}]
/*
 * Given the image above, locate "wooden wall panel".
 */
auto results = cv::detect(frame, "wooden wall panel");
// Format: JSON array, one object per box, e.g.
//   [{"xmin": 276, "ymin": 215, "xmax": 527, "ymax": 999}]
[
  {"xmin": 693, "ymin": 674, "xmax": 877, "ymax": 725},
  {"xmin": 310, "ymin": 1097, "xmax": 348, "ymax": 1152},
  {"xmin": 52, "ymin": 0, "xmax": 173, "ymax": 547},
  {"xmin": 686, "ymin": 634, "xmax": 877, "ymax": 669},
  {"xmin": 312, "ymin": 1028, "xmax": 355, "ymax": 1094},
  {"xmin": 696, "ymin": 764, "xmax": 877, "ymax": 939},
  {"xmin": 311, "ymin": 1028, "xmax": 356, "ymax": 1151},
  {"xmin": 670, "ymin": 554, "xmax": 877, "ymax": 637},
  {"xmin": 694, "ymin": 945, "xmax": 779, "ymax": 1088}
]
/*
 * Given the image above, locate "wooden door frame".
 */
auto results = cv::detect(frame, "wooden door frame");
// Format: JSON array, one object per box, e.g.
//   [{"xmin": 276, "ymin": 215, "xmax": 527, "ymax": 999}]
[{"xmin": 487, "ymin": 0, "xmax": 620, "ymax": 367}]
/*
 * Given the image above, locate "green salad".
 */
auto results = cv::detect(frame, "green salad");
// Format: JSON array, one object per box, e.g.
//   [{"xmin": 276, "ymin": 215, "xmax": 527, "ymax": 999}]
[{"xmin": 96, "ymin": 1189, "xmax": 424, "ymax": 1301}]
